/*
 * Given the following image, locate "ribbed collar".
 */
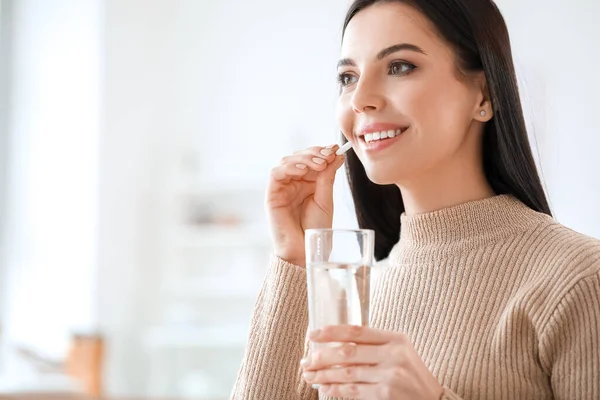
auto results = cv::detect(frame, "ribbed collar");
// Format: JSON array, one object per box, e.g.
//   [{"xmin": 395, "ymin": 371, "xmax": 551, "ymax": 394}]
[{"xmin": 397, "ymin": 195, "xmax": 550, "ymax": 251}]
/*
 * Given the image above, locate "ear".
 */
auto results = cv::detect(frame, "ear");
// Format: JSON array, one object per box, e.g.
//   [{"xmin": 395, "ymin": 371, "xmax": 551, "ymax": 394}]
[{"xmin": 473, "ymin": 72, "xmax": 493, "ymax": 122}]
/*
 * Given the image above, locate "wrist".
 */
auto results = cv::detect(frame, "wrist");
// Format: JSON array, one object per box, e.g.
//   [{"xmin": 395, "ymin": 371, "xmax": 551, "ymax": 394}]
[{"xmin": 274, "ymin": 252, "xmax": 305, "ymax": 268}]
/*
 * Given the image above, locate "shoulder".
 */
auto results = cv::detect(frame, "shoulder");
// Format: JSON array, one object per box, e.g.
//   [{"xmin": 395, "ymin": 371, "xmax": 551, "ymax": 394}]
[
  {"xmin": 537, "ymin": 260, "xmax": 600, "ymax": 376},
  {"xmin": 493, "ymin": 199, "xmax": 600, "ymax": 281},
  {"xmin": 525, "ymin": 219, "xmax": 600, "ymax": 333},
  {"xmin": 531, "ymin": 218, "xmax": 600, "ymax": 278}
]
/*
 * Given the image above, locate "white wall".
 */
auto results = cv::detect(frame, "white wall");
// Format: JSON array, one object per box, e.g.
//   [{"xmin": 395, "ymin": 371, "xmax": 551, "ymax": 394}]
[
  {"xmin": 0, "ymin": 0, "xmax": 11, "ymax": 339},
  {"xmin": 2, "ymin": 0, "xmax": 101, "ymax": 358},
  {"xmin": 98, "ymin": 0, "xmax": 182, "ymax": 393}
]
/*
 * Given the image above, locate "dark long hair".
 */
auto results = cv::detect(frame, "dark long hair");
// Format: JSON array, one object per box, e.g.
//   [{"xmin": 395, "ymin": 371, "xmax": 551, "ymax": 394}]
[{"xmin": 342, "ymin": 0, "xmax": 552, "ymax": 260}]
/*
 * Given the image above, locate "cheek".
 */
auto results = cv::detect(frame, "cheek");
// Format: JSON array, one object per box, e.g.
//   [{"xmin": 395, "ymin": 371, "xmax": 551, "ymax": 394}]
[
  {"xmin": 397, "ymin": 78, "xmax": 469, "ymax": 140},
  {"xmin": 388, "ymin": 78, "xmax": 474, "ymax": 178},
  {"xmin": 418, "ymin": 80, "xmax": 473, "ymax": 143}
]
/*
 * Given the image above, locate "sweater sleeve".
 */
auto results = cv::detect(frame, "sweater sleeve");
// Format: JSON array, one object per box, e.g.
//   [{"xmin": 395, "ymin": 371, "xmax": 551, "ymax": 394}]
[
  {"xmin": 539, "ymin": 271, "xmax": 600, "ymax": 400},
  {"xmin": 231, "ymin": 256, "xmax": 318, "ymax": 400}
]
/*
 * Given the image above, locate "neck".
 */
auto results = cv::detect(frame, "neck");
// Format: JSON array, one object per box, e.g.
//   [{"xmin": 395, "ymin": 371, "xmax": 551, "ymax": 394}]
[
  {"xmin": 397, "ymin": 150, "xmax": 495, "ymax": 216},
  {"xmin": 388, "ymin": 194, "xmax": 551, "ymax": 265}
]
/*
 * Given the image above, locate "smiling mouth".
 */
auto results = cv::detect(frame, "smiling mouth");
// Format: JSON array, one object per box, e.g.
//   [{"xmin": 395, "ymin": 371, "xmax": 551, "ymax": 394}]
[{"xmin": 360, "ymin": 127, "xmax": 409, "ymax": 144}]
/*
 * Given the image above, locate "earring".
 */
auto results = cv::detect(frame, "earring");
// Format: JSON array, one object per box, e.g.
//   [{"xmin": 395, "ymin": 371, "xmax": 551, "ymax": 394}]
[{"xmin": 480, "ymin": 110, "xmax": 486, "ymax": 117}]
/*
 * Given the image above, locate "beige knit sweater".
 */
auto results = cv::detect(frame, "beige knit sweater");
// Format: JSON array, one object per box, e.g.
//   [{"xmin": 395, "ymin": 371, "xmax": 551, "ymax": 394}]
[{"xmin": 232, "ymin": 195, "xmax": 600, "ymax": 399}]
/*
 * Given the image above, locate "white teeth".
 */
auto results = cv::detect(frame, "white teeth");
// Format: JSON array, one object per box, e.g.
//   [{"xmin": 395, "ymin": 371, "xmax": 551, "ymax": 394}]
[{"xmin": 364, "ymin": 129, "xmax": 405, "ymax": 143}]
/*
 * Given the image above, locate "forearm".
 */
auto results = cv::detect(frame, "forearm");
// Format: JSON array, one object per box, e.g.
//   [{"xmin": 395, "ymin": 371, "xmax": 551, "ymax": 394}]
[{"xmin": 232, "ymin": 256, "xmax": 317, "ymax": 399}]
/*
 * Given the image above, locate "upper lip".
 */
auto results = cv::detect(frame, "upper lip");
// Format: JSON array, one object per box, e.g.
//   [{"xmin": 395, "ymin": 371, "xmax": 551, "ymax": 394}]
[{"xmin": 355, "ymin": 122, "xmax": 409, "ymax": 136}]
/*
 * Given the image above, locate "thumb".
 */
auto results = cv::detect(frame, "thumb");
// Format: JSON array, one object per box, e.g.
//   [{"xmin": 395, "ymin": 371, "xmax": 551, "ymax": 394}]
[{"xmin": 314, "ymin": 155, "xmax": 345, "ymax": 208}]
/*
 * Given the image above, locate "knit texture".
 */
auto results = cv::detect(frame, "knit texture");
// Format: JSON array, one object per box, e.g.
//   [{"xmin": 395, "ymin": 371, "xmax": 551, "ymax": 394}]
[{"xmin": 232, "ymin": 195, "xmax": 600, "ymax": 399}]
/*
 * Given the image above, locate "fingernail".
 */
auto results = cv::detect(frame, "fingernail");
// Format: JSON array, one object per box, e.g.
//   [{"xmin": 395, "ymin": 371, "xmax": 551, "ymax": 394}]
[
  {"xmin": 303, "ymin": 371, "xmax": 316, "ymax": 381},
  {"xmin": 296, "ymin": 164, "xmax": 307, "ymax": 169},
  {"xmin": 320, "ymin": 148, "xmax": 333, "ymax": 156},
  {"xmin": 312, "ymin": 157, "xmax": 325, "ymax": 165},
  {"xmin": 300, "ymin": 357, "xmax": 310, "ymax": 367},
  {"xmin": 309, "ymin": 329, "xmax": 321, "ymax": 339}
]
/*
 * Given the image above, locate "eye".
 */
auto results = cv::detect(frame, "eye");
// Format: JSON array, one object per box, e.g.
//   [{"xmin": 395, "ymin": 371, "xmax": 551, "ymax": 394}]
[
  {"xmin": 337, "ymin": 73, "xmax": 358, "ymax": 87},
  {"xmin": 389, "ymin": 61, "xmax": 416, "ymax": 76}
]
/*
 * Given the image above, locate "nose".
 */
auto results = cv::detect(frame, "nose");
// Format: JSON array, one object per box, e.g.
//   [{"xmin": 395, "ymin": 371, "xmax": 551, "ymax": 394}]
[{"xmin": 351, "ymin": 77, "xmax": 386, "ymax": 114}]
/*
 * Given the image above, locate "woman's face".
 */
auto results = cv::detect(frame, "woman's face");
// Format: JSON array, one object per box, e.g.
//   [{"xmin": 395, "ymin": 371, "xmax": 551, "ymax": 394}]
[{"xmin": 337, "ymin": 2, "xmax": 488, "ymax": 185}]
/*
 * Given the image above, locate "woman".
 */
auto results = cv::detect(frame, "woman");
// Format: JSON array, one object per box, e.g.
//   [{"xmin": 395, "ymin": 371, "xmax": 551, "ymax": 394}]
[{"xmin": 233, "ymin": 0, "xmax": 600, "ymax": 399}]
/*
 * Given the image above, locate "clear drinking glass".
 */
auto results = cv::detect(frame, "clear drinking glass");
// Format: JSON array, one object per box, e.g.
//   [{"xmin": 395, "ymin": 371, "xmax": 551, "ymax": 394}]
[{"xmin": 305, "ymin": 229, "xmax": 375, "ymax": 351}]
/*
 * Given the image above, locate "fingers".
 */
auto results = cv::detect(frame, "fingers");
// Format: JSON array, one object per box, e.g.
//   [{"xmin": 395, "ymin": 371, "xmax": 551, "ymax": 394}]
[
  {"xmin": 313, "ymin": 153, "xmax": 345, "ymax": 205},
  {"xmin": 287, "ymin": 145, "xmax": 339, "ymax": 169},
  {"xmin": 316, "ymin": 383, "xmax": 379, "ymax": 399},
  {"xmin": 270, "ymin": 145, "xmax": 341, "ymax": 183},
  {"xmin": 303, "ymin": 342, "xmax": 383, "ymax": 370},
  {"xmin": 309, "ymin": 325, "xmax": 404, "ymax": 345},
  {"xmin": 293, "ymin": 145, "xmax": 338, "ymax": 157},
  {"xmin": 269, "ymin": 160, "xmax": 313, "ymax": 182},
  {"xmin": 303, "ymin": 364, "xmax": 381, "ymax": 384}
]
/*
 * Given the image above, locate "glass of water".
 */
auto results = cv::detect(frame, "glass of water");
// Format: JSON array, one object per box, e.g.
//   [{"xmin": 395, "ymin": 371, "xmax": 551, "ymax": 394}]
[{"xmin": 305, "ymin": 229, "xmax": 375, "ymax": 350}]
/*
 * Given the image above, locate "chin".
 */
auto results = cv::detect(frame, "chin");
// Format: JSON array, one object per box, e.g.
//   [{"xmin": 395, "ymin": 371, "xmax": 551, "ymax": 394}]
[{"xmin": 364, "ymin": 168, "xmax": 399, "ymax": 186}]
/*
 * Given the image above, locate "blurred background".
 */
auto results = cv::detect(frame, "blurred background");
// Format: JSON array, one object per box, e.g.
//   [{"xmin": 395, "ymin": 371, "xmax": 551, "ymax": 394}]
[{"xmin": 0, "ymin": 0, "xmax": 598, "ymax": 399}]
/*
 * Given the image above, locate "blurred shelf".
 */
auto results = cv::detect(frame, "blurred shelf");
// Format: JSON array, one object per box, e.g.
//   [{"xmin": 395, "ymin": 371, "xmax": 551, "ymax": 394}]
[
  {"xmin": 165, "ymin": 279, "xmax": 261, "ymax": 299},
  {"xmin": 174, "ymin": 225, "xmax": 270, "ymax": 248},
  {"xmin": 143, "ymin": 325, "xmax": 248, "ymax": 349},
  {"xmin": 174, "ymin": 177, "xmax": 267, "ymax": 196}
]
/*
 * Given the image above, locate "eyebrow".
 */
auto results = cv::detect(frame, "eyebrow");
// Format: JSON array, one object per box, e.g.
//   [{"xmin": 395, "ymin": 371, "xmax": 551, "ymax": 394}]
[{"xmin": 337, "ymin": 43, "xmax": 426, "ymax": 68}]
